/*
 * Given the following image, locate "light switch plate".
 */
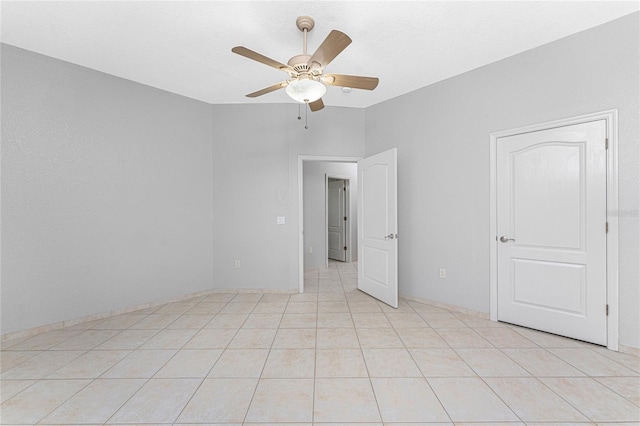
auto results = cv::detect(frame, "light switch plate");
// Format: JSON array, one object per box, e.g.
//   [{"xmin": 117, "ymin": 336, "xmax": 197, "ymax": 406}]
[{"xmin": 277, "ymin": 216, "xmax": 286, "ymax": 225}]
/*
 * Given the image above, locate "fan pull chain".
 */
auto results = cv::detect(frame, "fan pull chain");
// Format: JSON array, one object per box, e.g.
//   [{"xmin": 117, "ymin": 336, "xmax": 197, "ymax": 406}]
[{"xmin": 294, "ymin": 103, "xmax": 309, "ymax": 129}]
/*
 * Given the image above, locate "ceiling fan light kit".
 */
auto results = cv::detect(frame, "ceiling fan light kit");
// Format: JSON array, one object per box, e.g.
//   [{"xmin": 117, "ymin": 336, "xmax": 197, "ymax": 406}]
[
  {"xmin": 286, "ymin": 78, "xmax": 326, "ymax": 103},
  {"xmin": 232, "ymin": 15, "xmax": 379, "ymax": 113}
]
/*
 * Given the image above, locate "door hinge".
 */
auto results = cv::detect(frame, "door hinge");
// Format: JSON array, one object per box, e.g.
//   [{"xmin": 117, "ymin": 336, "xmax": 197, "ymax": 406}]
[
  {"xmin": 605, "ymin": 138, "xmax": 609, "ymax": 150},
  {"xmin": 344, "ymin": 246, "xmax": 347, "ymax": 250},
  {"xmin": 606, "ymin": 222, "xmax": 609, "ymax": 233},
  {"xmin": 606, "ymin": 304, "xmax": 609, "ymax": 316}
]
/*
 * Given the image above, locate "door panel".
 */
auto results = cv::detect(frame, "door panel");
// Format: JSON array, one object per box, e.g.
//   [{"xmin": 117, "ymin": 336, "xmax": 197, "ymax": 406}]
[
  {"xmin": 362, "ymin": 246, "xmax": 389, "ymax": 285},
  {"xmin": 511, "ymin": 259, "xmax": 585, "ymax": 315},
  {"xmin": 512, "ymin": 143, "xmax": 584, "ymax": 249},
  {"xmin": 358, "ymin": 148, "xmax": 398, "ymax": 308},
  {"xmin": 362, "ymin": 165, "xmax": 388, "ymax": 239},
  {"xmin": 497, "ymin": 120, "xmax": 607, "ymax": 345}
]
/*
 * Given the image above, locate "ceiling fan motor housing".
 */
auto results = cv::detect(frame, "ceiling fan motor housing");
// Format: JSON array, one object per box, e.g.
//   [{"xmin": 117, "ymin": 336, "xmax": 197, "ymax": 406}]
[{"xmin": 288, "ymin": 54, "xmax": 312, "ymax": 74}]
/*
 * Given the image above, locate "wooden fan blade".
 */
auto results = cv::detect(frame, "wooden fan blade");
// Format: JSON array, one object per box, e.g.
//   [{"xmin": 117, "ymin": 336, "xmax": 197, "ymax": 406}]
[
  {"xmin": 309, "ymin": 98, "xmax": 324, "ymax": 112},
  {"xmin": 307, "ymin": 30, "xmax": 352, "ymax": 69},
  {"xmin": 246, "ymin": 81, "xmax": 288, "ymax": 98},
  {"xmin": 323, "ymin": 74, "xmax": 379, "ymax": 90},
  {"xmin": 232, "ymin": 46, "xmax": 294, "ymax": 73}
]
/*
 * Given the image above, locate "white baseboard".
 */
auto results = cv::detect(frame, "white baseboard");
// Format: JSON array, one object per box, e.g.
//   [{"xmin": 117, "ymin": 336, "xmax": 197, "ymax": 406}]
[
  {"xmin": 204, "ymin": 288, "xmax": 297, "ymax": 294},
  {"xmin": 1, "ymin": 287, "xmax": 297, "ymax": 344},
  {"xmin": 619, "ymin": 343, "xmax": 640, "ymax": 357},
  {"xmin": 4, "ymin": 288, "xmax": 637, "ymax": 357},
  {"xmin": 399, "ymin": 294, "xmax": 640, "ymax": 355},
  {"xmin": 400, "ymin": 293, "xmax": 490, "ymax": 319}
]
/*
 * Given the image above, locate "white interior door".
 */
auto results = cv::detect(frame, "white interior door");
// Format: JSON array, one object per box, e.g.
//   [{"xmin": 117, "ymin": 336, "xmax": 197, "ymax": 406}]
[
  {"xmin": 328, "ymin": 179, "xmax": 346, "ymax": 261},
  {"xmin": 497, "ymin": 120, "xmax": 607, "ymax": 345},
  {"xmin": 358, "ymin": 148, "xmax": 398, "ymax": 308}
]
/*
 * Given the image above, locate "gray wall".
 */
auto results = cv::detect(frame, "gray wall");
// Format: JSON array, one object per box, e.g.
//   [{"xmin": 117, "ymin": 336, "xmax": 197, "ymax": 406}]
[
  {"xmin": 1, "ymin": 44, "xmax": 214, "ymax": 334},
  {"xmin": 0, "ymin": 44, "xmax": 365, "ymax": 334},
  {"xmin": 1, "ymin": 44, "xmax": 364, "ymax": 333},
  {"xmin": 211, "ymin": 104, "xmax": 364, "ymax": 291},
  {"xmin": 364, "ymin": 13, "xmax": 639, "ymax": 348},
  {"xmin": 303, "ymin": 161, "xmax": 358, "ymax": 269}
]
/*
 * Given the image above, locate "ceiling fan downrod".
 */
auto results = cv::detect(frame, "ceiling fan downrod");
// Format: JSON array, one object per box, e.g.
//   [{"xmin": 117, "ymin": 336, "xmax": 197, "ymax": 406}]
[{"xmin": 296, "ymin": 16, "xmax": 315, "ymax": 57}]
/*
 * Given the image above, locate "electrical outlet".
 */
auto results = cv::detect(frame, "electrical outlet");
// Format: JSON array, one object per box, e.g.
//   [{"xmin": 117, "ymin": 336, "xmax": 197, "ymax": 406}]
[
  {"xmin": 234, "ymin": 260, "xmax": 241, "ymax": 269},
  {"xmin": 309, "ymin": 246, "xmax": 313, "ymax": 254},
  {"xmin": 439, "ymin": 268, "xmax": 446, "ymax": 279}
]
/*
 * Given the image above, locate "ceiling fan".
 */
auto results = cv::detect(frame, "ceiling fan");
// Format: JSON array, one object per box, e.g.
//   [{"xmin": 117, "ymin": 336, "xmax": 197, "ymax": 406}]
[{"xmin": 232, "ymin": 16, "xmax": 379, "ymax": 112}]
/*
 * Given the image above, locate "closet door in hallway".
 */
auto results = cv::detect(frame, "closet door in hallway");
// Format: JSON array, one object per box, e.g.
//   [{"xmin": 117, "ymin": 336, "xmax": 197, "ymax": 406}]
[{"xmin": 328, "ymin": 179, "xmax": 347, "ymax": 262}]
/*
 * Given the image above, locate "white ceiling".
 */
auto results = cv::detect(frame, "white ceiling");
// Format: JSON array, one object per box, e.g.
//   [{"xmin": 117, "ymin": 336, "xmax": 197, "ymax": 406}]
[{"xmin": 2, "ymin": 1, "xmax": 638, "ymax": 109}]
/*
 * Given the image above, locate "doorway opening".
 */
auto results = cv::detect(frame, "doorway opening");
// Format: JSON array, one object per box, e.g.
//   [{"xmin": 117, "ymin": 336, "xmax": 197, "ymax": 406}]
[{"xmin": 298, "ymin": 156, "xmax": 361, "ymax": 293}]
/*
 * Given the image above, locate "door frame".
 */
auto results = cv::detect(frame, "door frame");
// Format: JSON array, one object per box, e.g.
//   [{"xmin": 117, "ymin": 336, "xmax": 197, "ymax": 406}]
[
  {"xmin": 489, "ymin": 110, "xmax": 619, "ymax": 350},
  {"xmin": 298, "ymin": 155, "xmax": 362, "ymax": 293},
  {"xmin": 325, "ymin": 174, "xmax": 351, "ymax": 267}
]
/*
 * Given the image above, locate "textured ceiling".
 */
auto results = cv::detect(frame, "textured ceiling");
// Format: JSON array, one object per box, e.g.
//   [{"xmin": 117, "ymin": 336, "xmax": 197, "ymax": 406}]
[{"xmin": 2, "ymin": 1, "xmax": 638, "ymax": 108}]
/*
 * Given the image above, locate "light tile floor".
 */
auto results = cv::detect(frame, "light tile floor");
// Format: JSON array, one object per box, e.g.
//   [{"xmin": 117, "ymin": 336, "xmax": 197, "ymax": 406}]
[{"xmin": 1, "ymin": 260, "xmax": 639, "ymax": 425}]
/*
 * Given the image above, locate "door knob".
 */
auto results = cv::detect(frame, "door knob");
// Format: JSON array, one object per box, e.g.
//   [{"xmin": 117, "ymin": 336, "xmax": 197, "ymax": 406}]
[
  {"xmin": 385, "ymin": 234, "xmax": 397, "ymax": 239},
  {"xmin": 500, "ymin": 236, "xmax": 515, "ymax": 243}
]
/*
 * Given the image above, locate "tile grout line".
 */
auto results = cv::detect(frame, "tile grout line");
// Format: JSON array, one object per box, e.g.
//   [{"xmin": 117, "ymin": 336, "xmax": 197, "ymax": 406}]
[
  {"xmin": 30, "ymin": 375, "xmax": 94, "ymax": 424},
  {"xmin": 101, "ymin": 295, "xmax": 230, "ymax": 425},
  {"xmin": 528, "ymin": 375, "xmax": 598, "ymax": 422},
  {"xmin": 593, "ymin": 375, "xmax": 640, "ymax": 407},
  {"xmin": 104, "ymin": 293, "xmax": 241, "ymax": 424},
  {"xmin": 311, "ymin": 269, "xmax": 319, "ymax": 424},
  {"xmin": 402, "ymin": 303, "xmax": 457, "ymax": 425},
  {"xmin": 435, "ymin": 319, "xmax": 524, "ymax": 423},
  {"xmin": 144, "ymin": 295, "xmax": 234, "ymax": 424},
  {"xmin": 341, "ymin": 261, "xmax": 384, "ymax": 424},
  {"xmin": 238, "ymin": 292, "xmax": 275, "ymax": 424}
]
